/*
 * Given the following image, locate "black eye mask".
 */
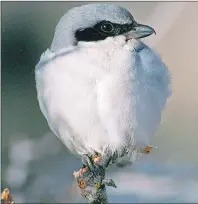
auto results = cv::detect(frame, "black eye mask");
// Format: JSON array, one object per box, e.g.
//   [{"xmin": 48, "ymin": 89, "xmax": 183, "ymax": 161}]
[{"xmin": 75, "ymin": 20, "xmax": 136, "ymax": 42}]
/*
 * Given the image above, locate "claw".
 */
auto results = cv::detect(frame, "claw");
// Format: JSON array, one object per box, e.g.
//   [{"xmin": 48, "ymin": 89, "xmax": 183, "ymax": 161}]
[
  {"xmin": 92, "ymin": 154, "xmax": 102, "ymax": 165},
  {"xmin": 102, "ymin": 155, "xmax": 113, "ymax": 168},
  {"xmin": 82, "ymin": 154, "xmax": 95, "ymax": 171},
  {"xmin": 100, "ymin": 148, "xmax": 113, "ymax": 168},
  {"xmin": 74, "ymin": 151, "xmax": 114, "ymax": 203}
]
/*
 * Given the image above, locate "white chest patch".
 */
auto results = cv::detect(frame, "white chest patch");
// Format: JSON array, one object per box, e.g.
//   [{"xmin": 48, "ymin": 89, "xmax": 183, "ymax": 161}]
[{"xmin": 35, "ymin": 37, "xmax": 171, "ymax": 160}]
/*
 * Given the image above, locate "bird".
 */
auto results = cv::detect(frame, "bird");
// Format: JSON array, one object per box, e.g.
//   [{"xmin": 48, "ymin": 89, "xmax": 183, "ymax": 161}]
[{"xmin": 35, "ymin": 4, "xmax": 171, "ymax": 170}]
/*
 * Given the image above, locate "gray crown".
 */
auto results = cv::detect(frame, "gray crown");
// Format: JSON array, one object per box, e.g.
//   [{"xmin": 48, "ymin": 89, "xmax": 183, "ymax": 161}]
[{"xmin": 51, "ymin": 4, "xmax": 134, "ymax": 51}]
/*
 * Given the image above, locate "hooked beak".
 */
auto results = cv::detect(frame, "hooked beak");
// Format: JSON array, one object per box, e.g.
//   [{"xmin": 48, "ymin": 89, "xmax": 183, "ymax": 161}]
[{"xmin": 125, "ymin": 23, "xmax": 156, "ymax": 40}]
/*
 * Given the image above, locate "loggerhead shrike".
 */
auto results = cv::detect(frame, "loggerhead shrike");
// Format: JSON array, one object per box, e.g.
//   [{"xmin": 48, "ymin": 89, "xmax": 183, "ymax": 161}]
[{"xmin": 35, "ymin": 4, "xmax": 171, "ymax": 168}]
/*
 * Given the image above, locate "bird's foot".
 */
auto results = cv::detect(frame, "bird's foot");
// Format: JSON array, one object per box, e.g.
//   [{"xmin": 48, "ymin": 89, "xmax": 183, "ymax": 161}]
[
  {"xmin": 81, "ymin": 153, "xmax": 103, "ymax": 171},
  {"xmin": 73, "ymin": 153, "xmax": 116, "ymax": 203},
  {"xmin": 92, "ymin": 153, "xmax": 102, "ymax": 165}
]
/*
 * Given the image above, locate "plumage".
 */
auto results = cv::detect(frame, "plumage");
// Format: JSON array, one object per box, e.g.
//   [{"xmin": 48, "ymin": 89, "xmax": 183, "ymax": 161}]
[{"xmin": 35, "ymin": 4, "xmax": 171, "ymax": 164}]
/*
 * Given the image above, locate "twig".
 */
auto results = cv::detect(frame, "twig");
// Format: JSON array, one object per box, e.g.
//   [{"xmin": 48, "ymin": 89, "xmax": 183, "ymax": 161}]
[
  {"xmin": 73, "ymin": 153, "xmax": 118, "ymax": 204},
  {"xmin": 1, "ymin": 188, "xmax": 15, "ymax": 204},
  {"xmin": 73, "ymin": 146, "xmax": 154, "ymax": 203}
]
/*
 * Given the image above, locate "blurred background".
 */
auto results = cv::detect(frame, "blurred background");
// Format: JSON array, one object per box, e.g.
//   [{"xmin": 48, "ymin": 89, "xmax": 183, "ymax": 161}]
[{"xmin": 1, "ymin": 1, "xmax": 198, "ymax": 203}]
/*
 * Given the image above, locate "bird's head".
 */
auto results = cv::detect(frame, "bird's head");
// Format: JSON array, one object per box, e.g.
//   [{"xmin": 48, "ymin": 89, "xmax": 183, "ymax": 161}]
[{"xmin": 51, "ymin": 4, "xmax": 155, "ymax": 51}]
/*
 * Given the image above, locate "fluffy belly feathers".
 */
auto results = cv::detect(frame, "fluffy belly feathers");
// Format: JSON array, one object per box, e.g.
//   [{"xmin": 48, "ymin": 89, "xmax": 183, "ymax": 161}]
[{"xmin": 35, "ymin": 40, "xmax": 169, "ymax": 158}]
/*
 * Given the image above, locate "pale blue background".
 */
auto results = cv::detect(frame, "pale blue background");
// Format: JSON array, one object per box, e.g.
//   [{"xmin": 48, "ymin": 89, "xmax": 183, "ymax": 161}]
[{"xmin": 2, "ymin": 2, "xmax": 198, "ymax": 203}]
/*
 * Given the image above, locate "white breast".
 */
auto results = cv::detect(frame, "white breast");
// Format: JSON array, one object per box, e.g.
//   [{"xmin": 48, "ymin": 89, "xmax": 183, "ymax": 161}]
[{"xmin": 35, "ymin": 37, "xmax": 171, "ymax": 159}]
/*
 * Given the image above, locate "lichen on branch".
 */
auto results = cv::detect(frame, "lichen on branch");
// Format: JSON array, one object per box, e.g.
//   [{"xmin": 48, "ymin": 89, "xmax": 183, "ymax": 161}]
[{"xmin": 73, "ymin": 153, "xmax": 117, "ymax": 204}]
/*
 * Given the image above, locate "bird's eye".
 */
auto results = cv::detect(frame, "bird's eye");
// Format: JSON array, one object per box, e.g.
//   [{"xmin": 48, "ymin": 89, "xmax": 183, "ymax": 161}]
[{"xmin": 101, "ymin": 23, "xmax": 114, "ymax": 33}]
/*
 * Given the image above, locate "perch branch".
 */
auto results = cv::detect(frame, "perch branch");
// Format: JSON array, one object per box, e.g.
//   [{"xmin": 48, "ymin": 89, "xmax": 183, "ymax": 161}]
[
  {"xmin": 73, "ymin": 150, "xmax": 124, "ymax": 204},
  {"xmin": 73, "ymin": 145, "xmax": 154, "ymax": 203}
]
